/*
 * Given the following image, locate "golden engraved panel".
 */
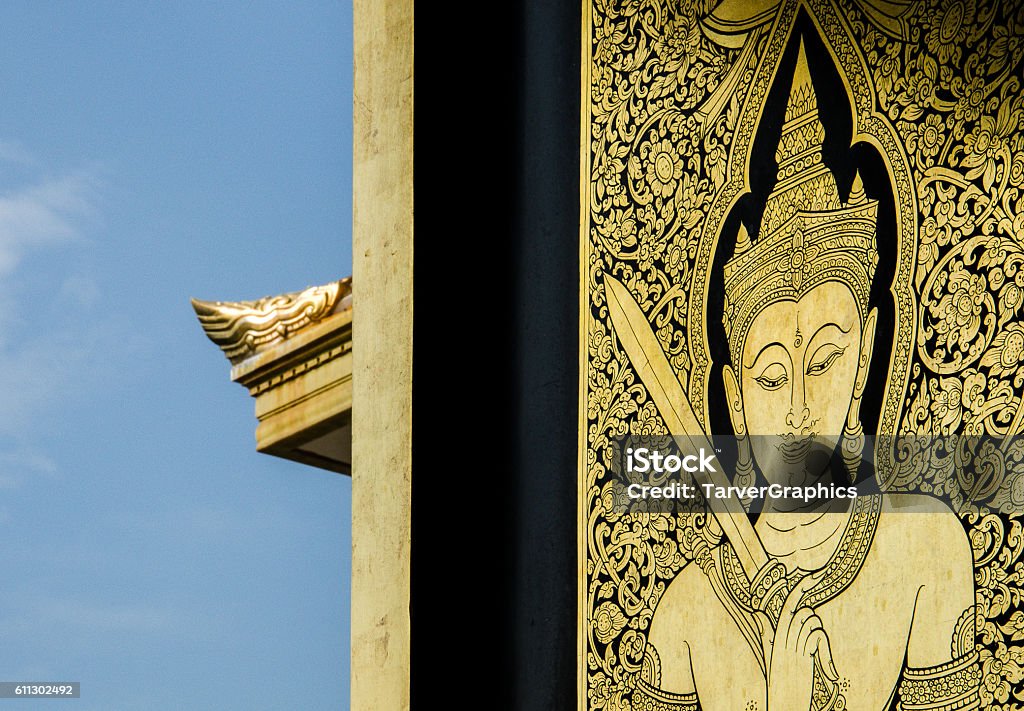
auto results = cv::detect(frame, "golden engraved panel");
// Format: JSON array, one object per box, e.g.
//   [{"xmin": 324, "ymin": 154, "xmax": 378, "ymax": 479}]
[{"xmin": 581, "ymin": 1, "xmax": 1024, "ymax": 709}]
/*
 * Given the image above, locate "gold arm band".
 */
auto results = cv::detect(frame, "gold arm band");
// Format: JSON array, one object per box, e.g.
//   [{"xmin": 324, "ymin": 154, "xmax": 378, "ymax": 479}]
[{"xmin": 898, "ymin": 651, "xmax": 981, "ymax": 711}]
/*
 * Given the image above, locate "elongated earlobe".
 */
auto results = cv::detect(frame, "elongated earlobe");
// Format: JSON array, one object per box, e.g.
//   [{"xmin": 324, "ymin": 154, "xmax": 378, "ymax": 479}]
[
  {"xmin": 854, "ymin": 308, "xmax": 878, "ymax": 398},
  {"xmin": 722, "ymin": 364, "xmax": 744, "ymax": 436},
  {"xmin": 845, "ymin": 308, "xmax": 877, "ymax": 481},
  {"xmin": 722, "ymin": 364, "xmax": 755, "ymax": 496}
]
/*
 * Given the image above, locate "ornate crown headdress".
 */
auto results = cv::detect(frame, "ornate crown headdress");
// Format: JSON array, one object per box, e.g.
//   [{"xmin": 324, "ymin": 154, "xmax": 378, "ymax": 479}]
[{"xmin": 723, "ymin": 39, "xmax": 879, "ymax": 367}]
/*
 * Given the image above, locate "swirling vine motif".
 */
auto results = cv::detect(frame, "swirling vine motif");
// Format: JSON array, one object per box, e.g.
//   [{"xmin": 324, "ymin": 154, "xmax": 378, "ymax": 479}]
[{"xmin": 583, "ymin": 0, "xmax": 1024, "ymax": 709}]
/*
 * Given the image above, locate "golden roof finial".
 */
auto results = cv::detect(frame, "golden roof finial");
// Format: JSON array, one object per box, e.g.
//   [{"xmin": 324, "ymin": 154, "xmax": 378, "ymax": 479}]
[{"xmin": 192, "ymin": 278, "xmax": 352, "ymax": 364}]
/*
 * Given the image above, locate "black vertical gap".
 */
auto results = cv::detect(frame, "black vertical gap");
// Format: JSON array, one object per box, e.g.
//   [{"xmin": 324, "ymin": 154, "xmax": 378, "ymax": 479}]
[
  {"xmin": 510, "ymin": 0, "xmax": 581, "ymax": 708},
  {"xmin": 412, "ymin": 1, "xmax": 580, "ymax": 707}
]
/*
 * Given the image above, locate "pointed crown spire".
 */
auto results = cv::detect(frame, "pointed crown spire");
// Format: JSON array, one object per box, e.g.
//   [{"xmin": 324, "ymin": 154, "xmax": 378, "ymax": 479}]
[{"xmin": 721, "ymin": 38, "xmax": 879, "ymax": 366}]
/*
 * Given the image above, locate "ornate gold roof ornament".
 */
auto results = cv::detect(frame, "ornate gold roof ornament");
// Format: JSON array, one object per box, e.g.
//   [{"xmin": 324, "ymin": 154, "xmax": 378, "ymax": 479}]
[
  {"xmin": 192, "ymin": 277, "xmax": 352, "ymax": 364},
  {"xmin": 722, "ymin": 39, "xmax": 879, "ymax": 367}
]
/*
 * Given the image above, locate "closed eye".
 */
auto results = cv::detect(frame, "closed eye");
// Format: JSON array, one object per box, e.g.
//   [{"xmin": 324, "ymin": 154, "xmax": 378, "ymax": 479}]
[
  {"xmin": 753, "ymin": 364, "xmax": 788, "ymax": 391},
  {"xmin": 807, "ymin": 345, "xmax": 846, "ymax": 376}
]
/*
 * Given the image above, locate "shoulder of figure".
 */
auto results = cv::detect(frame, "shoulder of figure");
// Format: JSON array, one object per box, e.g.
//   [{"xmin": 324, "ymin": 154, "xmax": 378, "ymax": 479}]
[
  {"xmin": 649, "ymin": 556, "xmax": 719, "ymax": 643},
  {"xmin": 877, "ymin": 493, "xmax": 972, "ymax": 569},
  {"xmin": 878, "ymin": 494, "xmax": 974, "ymax": 616},
  {"xmin": 646, "ymin": 560, "xmax": 711, "ymax": 695},
  {"xmin": 879, "ymin": 496, "xmax": 977, "ymax": 667}
]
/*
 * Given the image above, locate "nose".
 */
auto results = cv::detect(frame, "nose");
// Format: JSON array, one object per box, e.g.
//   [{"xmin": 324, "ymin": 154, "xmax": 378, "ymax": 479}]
[
  {"xmin": 786, "ymin": 406, "xmax": 811, "ymax": 429},
  {"xmin": 786, "ymin": 372, "xmax": 809, "ymax": 429}
]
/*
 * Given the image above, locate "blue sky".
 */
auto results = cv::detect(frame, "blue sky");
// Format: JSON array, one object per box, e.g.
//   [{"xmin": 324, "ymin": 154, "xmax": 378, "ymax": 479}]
[{"xmin": 0, "ymin": 3, "xmax": 352, "ymax": 709}]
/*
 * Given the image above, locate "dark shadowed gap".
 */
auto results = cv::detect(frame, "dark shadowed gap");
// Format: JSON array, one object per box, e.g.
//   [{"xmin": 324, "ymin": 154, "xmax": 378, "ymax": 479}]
[{"xmin": 412, "ymin": 2, "xmax": 580, "ymax": 707}]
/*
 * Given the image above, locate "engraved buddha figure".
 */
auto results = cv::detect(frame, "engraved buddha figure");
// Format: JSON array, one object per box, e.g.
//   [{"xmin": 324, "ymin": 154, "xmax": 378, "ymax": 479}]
[{"xmin": 636, "ymin": 41, "xmax": 980, "ymax": 711}]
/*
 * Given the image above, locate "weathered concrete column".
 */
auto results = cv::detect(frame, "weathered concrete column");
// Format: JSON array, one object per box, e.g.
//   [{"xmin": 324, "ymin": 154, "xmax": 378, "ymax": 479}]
[{"xmin": 351, "ymin": 0, "xmax": 413, "ymax": 709}]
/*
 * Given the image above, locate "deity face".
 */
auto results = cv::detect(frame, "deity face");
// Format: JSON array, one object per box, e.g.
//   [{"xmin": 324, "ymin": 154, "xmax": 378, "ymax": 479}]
[{"xmin": 723, "ymin": 281, "xmax": 876, "ymax": 486}]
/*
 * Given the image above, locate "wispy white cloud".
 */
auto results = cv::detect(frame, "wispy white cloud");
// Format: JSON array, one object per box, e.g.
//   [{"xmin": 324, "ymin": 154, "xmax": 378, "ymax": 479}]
[
  {"xmin": 0, "ymin": 447, "xmax": 59, "ymax": 490},
  {"xmin": 0, "ymin": 150, "xmax": 105, "ymax": 462},
  {"xmin": 0, "ymin": 315, "xmax": 118, "ymax": 434},
  {"xmin": 0, "ymin": 171, "xmax": 98, "ymax": 275}
]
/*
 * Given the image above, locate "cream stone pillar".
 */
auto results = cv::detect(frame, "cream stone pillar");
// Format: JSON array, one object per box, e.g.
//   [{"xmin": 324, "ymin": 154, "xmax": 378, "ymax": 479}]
[{"xmin": 351, "ymin": 0, "xmax": 413, "ymax": 709}]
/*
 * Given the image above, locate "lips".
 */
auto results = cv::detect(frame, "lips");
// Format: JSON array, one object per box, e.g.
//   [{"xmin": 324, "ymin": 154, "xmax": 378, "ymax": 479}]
[{"xmin": 775, "ymin": 433, "xmax": 816, "ymax": 463}]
